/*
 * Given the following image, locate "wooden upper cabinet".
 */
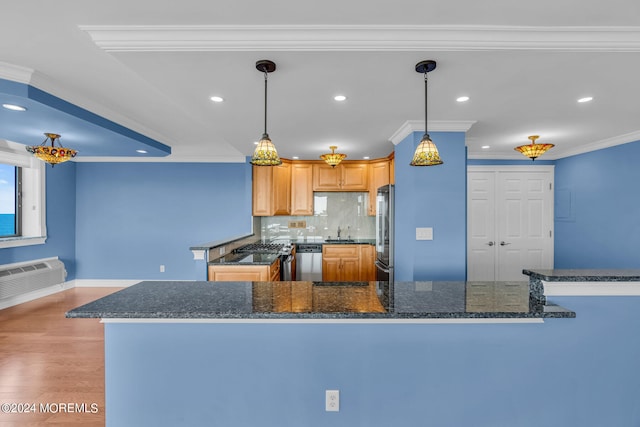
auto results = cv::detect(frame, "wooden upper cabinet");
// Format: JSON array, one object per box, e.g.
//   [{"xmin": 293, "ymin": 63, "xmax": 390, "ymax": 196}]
[
  {"xmin": 368, "ymin": 160, "xmax": 390, "ymax": 215},
  {"xmin": 252, "ymin": 165, "xmax": 274, "ymax": 216},
  {"xmin": 252, "ymin": 160, "xmax": 291, "ymax": 216},
  {"xmin": 290, "ymin": 163, "xmax": 313, "ymax": 216},
  {"xmin": 272, "ymin": 161, "xmax": 291, "ymax": 215},
  {"xmin": 312, "ymin": 162, "xmax": 369, "ymax": 191}
]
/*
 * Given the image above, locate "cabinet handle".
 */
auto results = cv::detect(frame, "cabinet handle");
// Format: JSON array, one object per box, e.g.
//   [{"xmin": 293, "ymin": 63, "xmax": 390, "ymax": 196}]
[
  {"xmin": 487, "ymin": 241, "xmax": 495, "ymax": 246},
  {"xmin": 500, "ymin": 241, "xmax": 511, "ymax": 246}
]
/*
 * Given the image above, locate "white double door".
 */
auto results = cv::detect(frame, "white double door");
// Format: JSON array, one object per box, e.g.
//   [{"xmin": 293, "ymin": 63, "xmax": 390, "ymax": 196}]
[{"xmin": 467, "ymin": 166, "xmax": 554, "ymax": 281}]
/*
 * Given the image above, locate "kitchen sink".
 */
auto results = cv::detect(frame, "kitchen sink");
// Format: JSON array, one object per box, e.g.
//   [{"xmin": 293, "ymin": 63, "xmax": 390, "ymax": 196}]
[{"xmin": 324, "ymin": 239, "xmax": 356, "ymax": 243}]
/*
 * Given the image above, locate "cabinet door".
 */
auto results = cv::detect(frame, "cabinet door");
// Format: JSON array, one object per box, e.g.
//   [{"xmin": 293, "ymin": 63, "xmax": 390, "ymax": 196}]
[
  {"xmin": 312, "ymin": 163, "xmax": 341, "ymax": 190},
  {"xmin": 322, "ymin": 258, "xmax": 342, "ymax": 281},
  {"xmin": 252, "ymin": 166, "xmax": 274, "ymax": 216},
  {"xmin": 291, "ymin": 163, "xmax": 313, "ymax": 215},
  {"xmin": 368, "ymin": 160, "xmax": 390, "ymax": 215},
  {"xmin": 322, "ymin": 245, "xmax": 360, "ymax": 281},
  {"xmin": 341, "ymin": 163, "xmax": 369, "ymax": 191},
  {"xmin": 272, "ymin": 161, "xmax": 291, "ymax": 215},
  {"xmin": 270, "ymin": 259, "xmax": 281, "ymax": 281},
  {"xmin": 358, "ymin": 245, "xmax": 376, "ymax": 281},
  {"xmin": 340, "ymin": 258, "xmax": 360, "ymax": 281}
]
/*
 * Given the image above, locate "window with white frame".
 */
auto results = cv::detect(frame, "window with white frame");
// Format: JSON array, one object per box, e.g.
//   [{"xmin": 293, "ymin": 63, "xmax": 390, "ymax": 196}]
[{"xmin": 0, "ymin": 139, "xmax": 46, "ymax": 248}]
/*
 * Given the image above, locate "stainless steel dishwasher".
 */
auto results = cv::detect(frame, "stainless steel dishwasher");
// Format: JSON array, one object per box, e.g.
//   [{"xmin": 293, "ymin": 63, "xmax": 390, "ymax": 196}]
[{"xmin": 295, "ymin": 243, "xmax": 323, "ymax": 281}]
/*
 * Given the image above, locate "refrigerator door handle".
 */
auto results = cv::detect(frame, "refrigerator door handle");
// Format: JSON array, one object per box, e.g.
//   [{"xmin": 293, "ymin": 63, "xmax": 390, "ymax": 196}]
[{"xmin": 374, "ymin": 260, "xmax": 390, "ymax": 273}]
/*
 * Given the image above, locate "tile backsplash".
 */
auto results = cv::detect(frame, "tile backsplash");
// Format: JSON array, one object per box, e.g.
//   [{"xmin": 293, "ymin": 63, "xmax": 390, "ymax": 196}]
[{"xmin": 260, "ymin": 192, "xmax": 375, "ymax": 241}]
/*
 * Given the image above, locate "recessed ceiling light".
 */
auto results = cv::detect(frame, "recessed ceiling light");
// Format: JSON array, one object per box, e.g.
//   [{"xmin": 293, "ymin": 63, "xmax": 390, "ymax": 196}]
[
  {"xmin": 481, "ymin": 145, "xmax": 490, "ymax": 149},
  {"xmin": 136, "ymin": 149, "xmax": 148, "ymax": 154},
  {"xmin": 2, "ymin": 103, "xmax": 27, "ymax": 111},
  {"xmin": 292, "ymin": 156, "xmax": 299, "ymax": 160},
  {"xmin": 254, "ymin": 141, "xmax": 259, "ymax": 145},
  {"xmin": 456, "ymin": 96, "xmax": 470, "ymax": 102},
  {"xmin": 210, "ymin": 96, "xmax": 224, "ymax": 103},
  {"xmin": 334, "ymin": 95, "xmax": 347, "ymax": 102},
  {"xmin": 577, "ymin": 96, "xmax": 593, "ymax": 103},
  {"xmin": 363, "ymin": 156, "xmax": 370, "ymax": 160}
]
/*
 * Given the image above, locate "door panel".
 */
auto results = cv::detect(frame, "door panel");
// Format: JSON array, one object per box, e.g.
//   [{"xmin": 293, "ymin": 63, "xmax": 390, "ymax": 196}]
[
  {"xmin": 468, "ymin": 167, "xmax": 554, "ymax": 281},
  {"xmin": 467, "ymin": 172, "xmax": 497, "ymax": 281}
]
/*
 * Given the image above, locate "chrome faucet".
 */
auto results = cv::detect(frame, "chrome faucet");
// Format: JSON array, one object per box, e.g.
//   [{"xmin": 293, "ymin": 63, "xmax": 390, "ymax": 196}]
[{"xmin": 337, "ymin": 226, "xmax": 342, "ymax": 239}]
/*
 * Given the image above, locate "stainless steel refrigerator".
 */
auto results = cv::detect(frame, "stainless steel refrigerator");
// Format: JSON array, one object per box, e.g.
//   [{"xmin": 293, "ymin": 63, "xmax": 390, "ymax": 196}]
[{"xmin": 375, "ymin": 184, "xmax": 394, "ymax": 282}]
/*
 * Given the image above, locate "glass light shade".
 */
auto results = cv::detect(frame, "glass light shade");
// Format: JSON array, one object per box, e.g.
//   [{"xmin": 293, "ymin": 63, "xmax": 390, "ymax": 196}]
[
  {"xmin": 251, "ymin": 134, "xmax": 282, "ymax": 166},
  {"xmin": 25, "ymin": 133, "xmax": 77, "ymax": 167},
  {"xmin": 320, "ymin": 146, "xmax": 347, "ymax": 168},
  {"xmin": 410, "ymin": 134, "xmax": 443, "ymax": 166},
  {"xmin": 514, "ymin": 135, "xmax": 554, "ymax": 161}
]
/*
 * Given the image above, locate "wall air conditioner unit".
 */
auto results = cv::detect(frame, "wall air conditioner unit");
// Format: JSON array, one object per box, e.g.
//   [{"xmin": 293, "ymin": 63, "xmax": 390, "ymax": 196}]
[{"xmin": 0, "ymin": 257, "xmax": 67, "ymax": 300}]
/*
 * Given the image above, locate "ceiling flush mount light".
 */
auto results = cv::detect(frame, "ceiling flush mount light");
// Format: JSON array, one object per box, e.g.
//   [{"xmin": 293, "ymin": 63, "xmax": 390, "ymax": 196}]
[
  {"xmin": 2, "ymin": 103, "xmax": 27, "ymax": 111},
  {"xmin": 411, "ymin": 60, "xmax": 443, "ymax": 166},
  {"xmin": 514, "ymin": 135, "xmax": 554, "ymax": 161},
  {"xmin": 320, "ymin": 146, "xmax": 347, "ymax": 168},
  {"xmin": 250, "ymin": 60, "xmax": 281, "ymax": 166},
  {"xmin": 26, "ymin": 133, "xmax": 77, "ymax": 167}
]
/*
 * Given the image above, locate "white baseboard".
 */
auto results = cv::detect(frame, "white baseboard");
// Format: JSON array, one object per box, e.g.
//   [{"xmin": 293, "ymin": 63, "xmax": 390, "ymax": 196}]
[
  {"xmin": 0, "ymin": 281, "xmax": 74, "ymax": 310},
  {"xmin": 544, "ymin": 281, "xmax": 640, "ymax": 296},
  {"xmin": 71, "ymin": 279, "xmax": 142, "ymax": 287}
]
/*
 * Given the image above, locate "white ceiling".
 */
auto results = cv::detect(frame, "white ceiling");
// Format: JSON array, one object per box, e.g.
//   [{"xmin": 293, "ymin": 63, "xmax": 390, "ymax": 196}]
[{"xmin": 2, "ymin": 0, "xmax": 640, "ymax": 162}]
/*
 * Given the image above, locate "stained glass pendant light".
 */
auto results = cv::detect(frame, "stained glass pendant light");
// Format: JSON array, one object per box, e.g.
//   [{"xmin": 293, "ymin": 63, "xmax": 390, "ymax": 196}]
[
  {"xmin": 514, "ymin": 135, "xmax": 554, "ymax": 160},
  {"xmin": 26, "ymin": 133, "xmax": 77, "ymax": 167},
  {"xmin": 320, "ymin": 145, "xmax": 347, "ymax": 167},
  {"xmin": 410, "ymin": 60, "xmax": 443, "ymax": 166},
  {"xmin": 250, "ymin": 60, "xmax": 282, "ymax": 166}
]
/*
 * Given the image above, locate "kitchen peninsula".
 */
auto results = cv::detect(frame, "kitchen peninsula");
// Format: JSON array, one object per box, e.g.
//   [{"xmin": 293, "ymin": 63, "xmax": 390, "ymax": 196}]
[{"xmin": 67, "ymin": 280, "xmax": 574, "ymax": 427}]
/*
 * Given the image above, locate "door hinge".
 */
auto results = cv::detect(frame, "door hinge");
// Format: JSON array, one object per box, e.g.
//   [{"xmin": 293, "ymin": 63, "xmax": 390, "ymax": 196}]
[
  {"xmin": 549, "ymin": 183, "xmax": 553, "ymax": 190},
  {"xmin": 549, "ymin": 230, "xmax": 552, "ymax": 238}
]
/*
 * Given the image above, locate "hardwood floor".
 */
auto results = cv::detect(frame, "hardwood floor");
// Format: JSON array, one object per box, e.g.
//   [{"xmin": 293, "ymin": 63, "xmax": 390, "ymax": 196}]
[{"xmin": 0, "ymin": 288, "xmax": 122, "ymax": 427}]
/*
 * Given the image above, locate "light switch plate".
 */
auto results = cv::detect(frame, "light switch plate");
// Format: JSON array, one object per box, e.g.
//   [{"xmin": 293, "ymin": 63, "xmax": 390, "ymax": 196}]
[{"xmin": 416, "ymin": 227, "xmax": 433, "ymax": 240}]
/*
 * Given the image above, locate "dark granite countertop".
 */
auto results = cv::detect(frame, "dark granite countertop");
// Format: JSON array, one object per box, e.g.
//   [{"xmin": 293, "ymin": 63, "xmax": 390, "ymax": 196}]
[
  {"xmin": 319, "ymin": 238, "xmax": 375, "ymax": 245},
  {"xmin": 66, "ymin": 280, "xmax": 575, "ymax": 320},
  {"xmin": 190, "ymin": 232, "xmax": 254, "ymax": 251},
  {"xmin": 524, "ymin": 269, "xmax": 640, "ymax": 282},
  {"xmin": 209, "ymin": 252, "xmax": 279, "ymax": 266}
]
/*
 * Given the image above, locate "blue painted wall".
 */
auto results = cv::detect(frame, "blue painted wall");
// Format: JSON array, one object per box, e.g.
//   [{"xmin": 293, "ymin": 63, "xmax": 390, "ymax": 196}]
[
  {"xmin": 0, "ymin": 162, "xmax": 77, "ymax": 277},
  {"xmin": 105, "ymin": 296, "xmax": 640, "ymax": 427},
  {"xmin": 395, "ymin": 131, "xmax": 467, "ymax": 281},
  {"xmin": 554, "ymin": 140, "xmax": 640, "ymax": 268},
  {"xmin": 74, "ymin": 162, "xmax": 252, "ymax": 280}
]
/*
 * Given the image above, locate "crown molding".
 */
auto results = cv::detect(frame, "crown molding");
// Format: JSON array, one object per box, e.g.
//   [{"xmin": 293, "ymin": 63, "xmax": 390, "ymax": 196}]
[
  {"xmin": 389, "ymin": 120, "xmax": 476, "ymax": 145},
  {"xmin": 73, "ymin": 154, "xmax": 247, "ymax": 163},
  {"xmin": 551, "ymin": 129, "xmax": 640, "ymax": 159},
  {"xmin": 0, "ymin": 61, "xmax": 35, "ymax": 83},
  {"xmin": 79, "ymin": 24, "xmax": 640, "ymax": 52}
]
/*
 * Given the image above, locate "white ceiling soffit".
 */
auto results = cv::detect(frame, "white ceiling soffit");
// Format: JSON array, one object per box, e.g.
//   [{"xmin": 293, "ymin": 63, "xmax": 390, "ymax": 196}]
[{"xmin": 80, "ymin": 25, "xmax": 640, "ymax": 52}]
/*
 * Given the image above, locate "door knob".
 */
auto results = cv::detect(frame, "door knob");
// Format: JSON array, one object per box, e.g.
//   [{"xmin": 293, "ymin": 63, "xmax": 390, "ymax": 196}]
[
  {"xmin": 500, "ymin": 241, "xmax": 511, "ymax": 246},
  {"xmin": 487, "ymin": 241, "xmax": 495, "ymax": 246}
]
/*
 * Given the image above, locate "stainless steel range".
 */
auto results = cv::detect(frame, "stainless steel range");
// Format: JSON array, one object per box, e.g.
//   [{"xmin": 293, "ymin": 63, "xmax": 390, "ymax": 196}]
[{"xmin": 234, "ymin": 242, "xmax": 294, "ymax": 280}]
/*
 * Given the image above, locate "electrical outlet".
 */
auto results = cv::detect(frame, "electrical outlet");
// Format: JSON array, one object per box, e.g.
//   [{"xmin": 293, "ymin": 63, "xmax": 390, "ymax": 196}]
[
  {"xmin": 325, "ymin": 390, "xmax": 339, "ymax": 412},
  {"xmin": 159, "ymin": 265, "xmax": 165, "ymax": 273}
]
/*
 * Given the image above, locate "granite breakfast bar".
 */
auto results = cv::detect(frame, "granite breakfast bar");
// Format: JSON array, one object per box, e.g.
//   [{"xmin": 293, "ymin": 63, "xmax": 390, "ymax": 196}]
[{"xmin": 66, "ymin": 280, "xmax": 581, "ymax": 427}]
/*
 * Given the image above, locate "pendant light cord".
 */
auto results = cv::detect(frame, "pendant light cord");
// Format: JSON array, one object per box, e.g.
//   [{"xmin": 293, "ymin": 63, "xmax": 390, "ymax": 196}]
[
  {"xmin": 424, "ymin": 72, "xmax": 429, "ymax": 137},
  {"xmin": 263, "ymin": 70, "xmax": 268, "ymax": 136}
]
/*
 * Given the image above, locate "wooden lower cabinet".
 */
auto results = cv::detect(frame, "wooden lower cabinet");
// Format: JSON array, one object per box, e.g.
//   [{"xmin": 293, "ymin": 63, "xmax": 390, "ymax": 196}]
[
  {"xmin": 208, "ymin": 259, "xmax": 280, "ymax": 282},
  {"xmin": 322, "ymin": 244, "xmax": 375, "ymax": 282}
]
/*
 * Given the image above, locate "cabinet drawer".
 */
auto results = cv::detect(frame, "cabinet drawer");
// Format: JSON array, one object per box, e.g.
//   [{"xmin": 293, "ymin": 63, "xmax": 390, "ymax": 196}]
[{"xmin": 322, "ymin": 244, "xmax": 359, "ymax": 258}]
